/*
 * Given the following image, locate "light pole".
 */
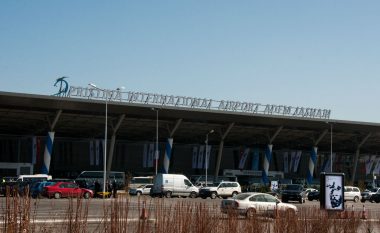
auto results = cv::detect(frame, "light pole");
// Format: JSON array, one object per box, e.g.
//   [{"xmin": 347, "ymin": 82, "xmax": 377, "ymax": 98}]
[
  {"xmin": 88, "ymin": 83, "xmax": 123, "ymax": 197},
  {"xmin": 152, "ymin": 108, "xmax": 159, "ymax": 175},
  {"xmin": 330, "ymin": 123, "xmax": 333, "ymax": 173},
  {"xmin": 205, "ymin": 129, "xmax": 214, "ymax": 187}
]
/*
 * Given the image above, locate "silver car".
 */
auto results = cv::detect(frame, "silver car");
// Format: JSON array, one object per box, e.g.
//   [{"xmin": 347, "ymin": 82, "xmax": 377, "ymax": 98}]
[
  {"xmin": 129, "ymin": 184, "xmax": 153, "ymax": 196},
  {"xmin": 344, "ymin": 186, "xmax": 361, "ymax": 202},
  {"xmin": 221, "ymin": 192, "xmax": 298, "ymax": 218}
]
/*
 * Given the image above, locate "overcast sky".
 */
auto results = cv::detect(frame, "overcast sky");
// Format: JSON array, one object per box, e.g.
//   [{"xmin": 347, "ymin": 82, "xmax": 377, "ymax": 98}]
[{"xmin": 1, "ymin": 1, "xmax": 379, "ymax": 123}]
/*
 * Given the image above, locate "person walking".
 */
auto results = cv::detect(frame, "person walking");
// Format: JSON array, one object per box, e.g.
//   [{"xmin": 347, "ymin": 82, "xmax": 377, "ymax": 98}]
[
  {"xmin": 94, "ymin": 180, "xmax": 100, "ymax": 198},
  {"xmin": 112, "ymin": 179, "xmax": 117, "ymax": 198}
]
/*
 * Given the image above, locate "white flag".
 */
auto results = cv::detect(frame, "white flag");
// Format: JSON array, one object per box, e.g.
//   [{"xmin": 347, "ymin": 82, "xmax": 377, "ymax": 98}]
[
  {"xmin": 204, "ymin": 145, "xmax": 212, "ymax": 169},
  {"xmin": 198, "ymin": 145, "xmax": 205, "ymax": 169}
]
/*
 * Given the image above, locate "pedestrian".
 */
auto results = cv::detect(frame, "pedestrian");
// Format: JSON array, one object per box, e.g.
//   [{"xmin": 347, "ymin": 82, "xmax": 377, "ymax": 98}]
[
  {"xmin": 94, "ymin": 180, "xmax": 100, "ymax": 198},
  {"xmin": 112, "ymin": 179, "xmax": 117, "ymax": 198}
]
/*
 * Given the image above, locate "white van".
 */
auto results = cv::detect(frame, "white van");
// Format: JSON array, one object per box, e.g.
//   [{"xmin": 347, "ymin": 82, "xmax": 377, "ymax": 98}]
[
  {"xmin": 150, "ymin": 174, "xmax": 198, "ymax": 198},
  {"xmin": 17, "ymin": 174, "xmax": 52, "ymax": 183}
]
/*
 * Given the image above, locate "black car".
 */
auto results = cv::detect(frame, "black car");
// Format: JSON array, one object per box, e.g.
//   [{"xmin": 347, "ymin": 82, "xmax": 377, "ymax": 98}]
[
  {"xmin": 308, "ymin": 190, "xmax": 320, "ymax": 201},
  {"xmin": 369, "ymin": 193, "xmax": 380, "ymax": 203},
  {"xmin": 281, "ymin": 184, "xmax": 306, "ymax": 203},
  {"xmin": 361, "ymin": 187, "xmax": 380, "ymax": 203}
]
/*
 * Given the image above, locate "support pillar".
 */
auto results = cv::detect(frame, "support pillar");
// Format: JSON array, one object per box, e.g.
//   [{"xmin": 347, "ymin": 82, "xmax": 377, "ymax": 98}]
[
  {"xmin": 351, "ymin": 133, "xmax": 371, "ymax": 184},
  {"xmin": 214, "ymin": 122, "xmax": 234, "ymax": 178},
  {"xmin": 107, "ymin": 114, "xmax": 125, "ymax": 172}
]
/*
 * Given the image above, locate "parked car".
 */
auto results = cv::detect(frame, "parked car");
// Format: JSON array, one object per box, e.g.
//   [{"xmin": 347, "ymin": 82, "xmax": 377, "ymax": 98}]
[
  {"xmin": 198, "ymin": 181, "xmax": 241, "ymax": 199},
  {"xmin": 369, "ymin": 192, "xmax": 380, "ymax": 203},
  {"xmin": 307, "ymin": 190, "xmax": 320, "ymax": 201},
  {"xmin": 0, "ymin": 181, "xmax": 18, "ymax": 196},
  {"xmin": 129, "ymin": 184, "xmax": 153, "ymax": 196},
  {"xmin": 361, "ymin": 187, "xmax": 380, "ymax": 203},
  {"xmin": 30, "ymin": 181, "xmax": 56, "ymax": 198},
  {"xmin": 42, "ymin": 182, "xmax": 94, "ymax": 199},
  {"xmin": 344, "ymin": 186, "xmax": 361, "ymax": 202},
  {"xmin": 150, "ymin": 174, "xmax": 198, "ymax": 198},
  {"xmin": 281, "ymin": 184, "xmax": 306, "ymax": 203},
  {"xmin": 220, "ymin": 192, "xmax": 298, "ymax": 218},
  {"xmin": 303, "ymin": 188, "xmax": 318, "ymax": 197}
]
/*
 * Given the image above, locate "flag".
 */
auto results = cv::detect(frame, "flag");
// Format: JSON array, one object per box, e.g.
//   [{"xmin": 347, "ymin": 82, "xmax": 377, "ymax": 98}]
[
  {"xmin": 251, "ymin": 148, "xmax": 259, "ymax": 170},
  {"xmin": 204, "ymin": 145, "xmax": 212, "ymax": 169},
  {"xmin": 192, "ymin": 146, "xmax": 198, "ymax": 169},
  {"xmin": 95, "ymin": 140, "xmax": 100, "ymax": 166},
  {"xmin": 289, "ymin": 151, "xmax": 296, "ymax": 172},
  {"xmin": 293, "ymin": 150, "xmax": 302, "ymax": 173},
  {"xmin": 238, "ymin": 148, "xmax": 250, "ymax": 170},
  {"xmin": 143, "ymin": 144, "xmax": 148, "ymax": 168},
  {"xmin": 197, "ymin": 145, "xmax": 205, "ymax": 169},
  {"xmin": 89, "ymin": 140, "xmax": 94, "ymax": 166},
  {"xmin": 148, "ymin": 143, "xmax": 154, "ymax": 168},
  {"xmin": 32, "ymin": 136, "xmax": 37, "ymax": 164},
  {"xmin": 283, "ymin": 151, "xmax": 289, "ymax": 173}
]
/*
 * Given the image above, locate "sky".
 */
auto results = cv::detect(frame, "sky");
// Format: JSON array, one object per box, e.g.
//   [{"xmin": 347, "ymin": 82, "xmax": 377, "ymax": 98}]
[{"xmin": 1, "ymin": 1, "xmax": 379, "ymax": 123}]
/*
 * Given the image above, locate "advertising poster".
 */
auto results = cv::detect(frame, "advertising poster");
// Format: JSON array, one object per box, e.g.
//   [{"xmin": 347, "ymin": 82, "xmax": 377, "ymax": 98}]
[{"xmin": 321, "ymin": 173, "xmax": 344, "ymax": 211}]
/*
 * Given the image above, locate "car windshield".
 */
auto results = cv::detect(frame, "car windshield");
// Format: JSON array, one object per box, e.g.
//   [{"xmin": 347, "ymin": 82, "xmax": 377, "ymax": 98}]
[
  {"xmin": 368, "ymin": 188, "xmax": 378, "ymax": 192},
  {"xmin": 286, "ymin": 185, "xmax": 303, "ymax": 191}
]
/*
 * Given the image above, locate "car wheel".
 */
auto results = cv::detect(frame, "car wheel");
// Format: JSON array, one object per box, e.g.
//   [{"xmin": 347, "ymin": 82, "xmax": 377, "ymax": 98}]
[
  {"xmin": 165, "ymin": 191, "xmax": 172, "ymax": 198},
  {"xmin": 190, "ymin": 192, "xmax": 197, "ymax": 198},
  {"xmin": 210, "ymin": 192, "xmax": 217, "ymax": 199},
  {"xmin": 136, "ymin": 191, "xmax": 142, "ymax": 196},
  {"xmin": 308, "ymin": 197, "xmax": 313, "ymax": 201},
  {"xmin": 231, "ymin": 191, "xmax": 238, "ymax": 197},
  {"xmin": 246, "ymin": 208, "xmax": 256, "ymax": 218},
  {"xmin": 83, "ymin": 192, "xmax": 90, "ymax": 199},
  {"xmin": 354, "ymin": 196, "xmax": 359, "ymax": 203},
  {"xmin": 54, "ymin": 192, "xmax": 61, "ymax": 199},
  {"xmin": 375, "ymin": 199, "xmax": 380, "ymax": 203}
]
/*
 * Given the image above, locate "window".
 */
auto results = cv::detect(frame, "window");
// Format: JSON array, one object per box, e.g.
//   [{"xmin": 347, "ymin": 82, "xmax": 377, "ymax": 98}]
[
  {"xmin": 264, "ymin": 194, "xmax": 277, "ymax": 203},
  {"xmin": 184, "ymin": 179, "xmax": 192, "ymax": 186},
  {"xmin": 256, "ymin": 195, "xmax": 266, "ymax": 202}
]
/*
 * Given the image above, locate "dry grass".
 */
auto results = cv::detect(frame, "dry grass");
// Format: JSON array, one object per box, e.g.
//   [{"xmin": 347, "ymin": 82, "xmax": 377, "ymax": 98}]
[{"xmin": 1, "ymin": 192, "xmax": 380, "ymax": 233}]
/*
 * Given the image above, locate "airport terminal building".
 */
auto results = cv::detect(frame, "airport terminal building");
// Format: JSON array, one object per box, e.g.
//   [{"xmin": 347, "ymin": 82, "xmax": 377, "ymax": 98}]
[{"xmin": 1, "ymin": 79, "xmax": 380, "ymax": 186}]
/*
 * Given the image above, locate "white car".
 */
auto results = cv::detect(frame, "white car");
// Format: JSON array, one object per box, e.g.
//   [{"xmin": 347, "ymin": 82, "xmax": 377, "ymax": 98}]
[
  {"xmin": 199, "ymin": 181, "xmax": 241, "ymax": 199},
  {"xmin": 129, "ymin": 184, "xmax": 153, "ymax": 196},
  {"xmin": 221, "ymin": 192, "xmax": 298, "ymax": 218},
  {"xmin": 344, "ymin": 186, "xmax": 361, "ymax": 202}
]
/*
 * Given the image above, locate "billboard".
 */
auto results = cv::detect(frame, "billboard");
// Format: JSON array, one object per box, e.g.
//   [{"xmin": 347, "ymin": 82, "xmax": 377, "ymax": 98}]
[{"xmin": 320, "ymin": 172, "xmax": 345, "ymax": 211}]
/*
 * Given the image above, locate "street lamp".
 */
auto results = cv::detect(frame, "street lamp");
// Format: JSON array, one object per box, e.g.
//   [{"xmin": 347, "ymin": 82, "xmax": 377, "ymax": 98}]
[
  {"xmin": 152, "ymin": 108, "xmax": 159, "ymax": 175},
  {"xmin": 205, "ymin": 129, "xmax": 214, "ymax": 187},
  {"xmin": 88, "ymin": 83, "xmax": 123, "ymax": 197},
  {"xmin": 330, "ymin": 123, "xmax": 333, "ymax": 173}
]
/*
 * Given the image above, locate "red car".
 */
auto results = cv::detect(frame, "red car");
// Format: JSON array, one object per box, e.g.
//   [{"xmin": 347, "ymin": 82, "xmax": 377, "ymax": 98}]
[{"xmin": 43, "ymin": 182, "xmax": 93, "ymax": 199}]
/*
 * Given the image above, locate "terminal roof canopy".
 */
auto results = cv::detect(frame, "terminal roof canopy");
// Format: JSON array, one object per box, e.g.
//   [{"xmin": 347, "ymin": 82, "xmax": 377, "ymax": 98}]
[{"xmin": 1, "ymin": 91, "xmax": 380, "ymax": 154}]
